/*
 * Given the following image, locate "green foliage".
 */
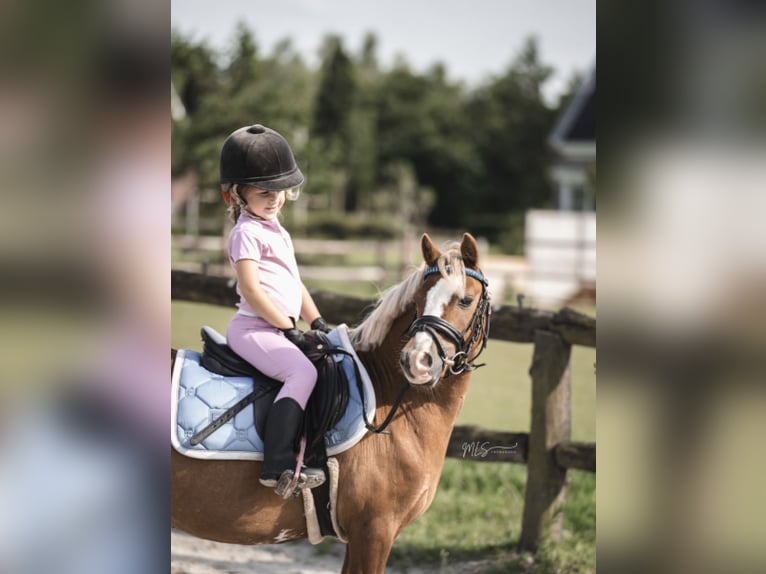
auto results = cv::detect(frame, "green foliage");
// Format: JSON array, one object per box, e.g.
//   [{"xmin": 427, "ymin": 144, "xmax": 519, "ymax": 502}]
[
  {"xmin": 495, "ymin": 211, "xmax": 528, "ymax": 255},
  {"xmin": 171, "ymin": 31, "xmax": 219, "ymax": 118},
  {"xmin": 467, "ymin": 37, "xmax": 557, "ymax": 219},
  {"xmin": 225, "ymin": 22, "xmax": 258, "ymax": 94},
  {"xmin": 300, "ymin": 211, "xmax": 399, "ymax": 240},
  {"xmin": 312, "ymin": 35, "xmax": 355, "ymax": 142},
  {"xmin": 172, "ymin": 25, "xmax": 584, "ymax": 252},
  {"xmin": 346, "ymin": 105, "xmax": 378, "ymax": 211}
]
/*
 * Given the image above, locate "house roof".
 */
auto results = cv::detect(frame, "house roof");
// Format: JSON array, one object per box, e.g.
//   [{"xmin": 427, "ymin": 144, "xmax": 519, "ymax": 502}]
[{"xmin": 549, "ymin": 67, "xmax": 595, "ymax": 147}]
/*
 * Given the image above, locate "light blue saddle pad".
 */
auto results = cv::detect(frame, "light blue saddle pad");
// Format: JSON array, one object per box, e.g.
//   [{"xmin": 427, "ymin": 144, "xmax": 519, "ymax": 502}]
[{"xmin": 171, "ymin": 324, "xmax": 376, "ymax": 460}]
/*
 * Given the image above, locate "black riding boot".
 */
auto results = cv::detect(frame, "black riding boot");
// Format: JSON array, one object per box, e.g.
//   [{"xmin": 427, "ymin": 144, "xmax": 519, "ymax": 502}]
[{"xmin": 259, "ymin": 397, "xmax": 325, "ymax": 497}]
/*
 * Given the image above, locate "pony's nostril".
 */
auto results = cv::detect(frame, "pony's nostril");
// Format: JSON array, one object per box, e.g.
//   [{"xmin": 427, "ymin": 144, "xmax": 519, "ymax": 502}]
[{"xmin": 416, "ymin": 351, "xmax": 433, "ymax": 369}]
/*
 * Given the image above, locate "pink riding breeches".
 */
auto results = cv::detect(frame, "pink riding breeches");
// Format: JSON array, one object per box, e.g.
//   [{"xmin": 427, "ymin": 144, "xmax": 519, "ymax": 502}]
[{"xmin": 226, "ymin": 313, "xmax": 317, "ymax": 410}]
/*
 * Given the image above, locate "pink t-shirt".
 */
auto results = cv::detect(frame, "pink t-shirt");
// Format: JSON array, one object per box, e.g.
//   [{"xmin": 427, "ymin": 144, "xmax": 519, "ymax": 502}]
[{"xmin": 228, "ymin": 213, "xmax": 302, "ymax": 320}]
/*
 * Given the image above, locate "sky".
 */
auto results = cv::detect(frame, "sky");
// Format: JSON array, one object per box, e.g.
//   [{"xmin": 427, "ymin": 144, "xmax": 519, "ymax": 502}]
[{"xmin": 171, "ymin": 0, "xmax": 595, "ymax": 104}]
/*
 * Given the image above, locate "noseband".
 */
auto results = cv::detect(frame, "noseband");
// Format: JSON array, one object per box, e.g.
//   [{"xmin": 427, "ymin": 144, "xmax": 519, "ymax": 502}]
[{"xmin": 406, "ymin": 265, "xmax": 492, "ymax": 376}]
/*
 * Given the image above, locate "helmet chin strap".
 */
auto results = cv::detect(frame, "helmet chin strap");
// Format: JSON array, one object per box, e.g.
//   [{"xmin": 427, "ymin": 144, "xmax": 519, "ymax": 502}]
[{"xmin": 245, "ymin": 206, "xmax": 265, "ymax": 220}]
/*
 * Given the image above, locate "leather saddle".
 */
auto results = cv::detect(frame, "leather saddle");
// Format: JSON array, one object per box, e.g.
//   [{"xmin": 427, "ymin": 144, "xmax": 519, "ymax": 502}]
[
  {"xmin": 198, "ymin": 326, "xmax": 351, "ymax": 449},
  {"xmin": 199, "ymin": 326, "xmax": 280, "ymax": 438}
]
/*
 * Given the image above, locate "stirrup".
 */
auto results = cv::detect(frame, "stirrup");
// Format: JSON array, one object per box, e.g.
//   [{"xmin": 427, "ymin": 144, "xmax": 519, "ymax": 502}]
[{"xmin": 274, "ymin": 469, "xmax": 326, "ymax": 499}]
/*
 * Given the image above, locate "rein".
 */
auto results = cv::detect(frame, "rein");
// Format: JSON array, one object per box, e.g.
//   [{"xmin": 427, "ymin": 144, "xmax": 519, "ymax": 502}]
[{"xmin": 363, "ymin": 265, "xmax": 491, "ymax": 435}]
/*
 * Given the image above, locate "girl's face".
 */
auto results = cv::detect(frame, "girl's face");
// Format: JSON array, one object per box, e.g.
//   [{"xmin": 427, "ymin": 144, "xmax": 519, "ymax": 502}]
[{"xmin": 241, "ymin": 186, "xmax": 285, "ymax": 220}]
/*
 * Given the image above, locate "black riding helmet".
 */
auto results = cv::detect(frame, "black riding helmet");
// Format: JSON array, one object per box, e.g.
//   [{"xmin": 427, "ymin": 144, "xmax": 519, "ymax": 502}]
[{"xmin": 219, "ymin": 124, "xmax": 304, "ymax": 191}]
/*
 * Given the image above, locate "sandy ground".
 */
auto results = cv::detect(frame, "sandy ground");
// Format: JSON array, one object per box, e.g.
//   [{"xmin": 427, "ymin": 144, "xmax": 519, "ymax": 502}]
[
  {"xmin": 171, "ymin": 530, "xmax": 345, "ymax": 574},
  {"xmin": 171, "ymin": 529, "xmax": 447, "ymax": 574},
  {"xmin": 172, "ymin": 528, "xmax": 510, "ymax": 574}
]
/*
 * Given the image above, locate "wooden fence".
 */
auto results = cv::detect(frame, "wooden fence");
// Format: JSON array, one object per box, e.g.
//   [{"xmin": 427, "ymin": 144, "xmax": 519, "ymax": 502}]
[{"xmin": 171, "ymin": 269, "xmax": 596, "ymax": 552}]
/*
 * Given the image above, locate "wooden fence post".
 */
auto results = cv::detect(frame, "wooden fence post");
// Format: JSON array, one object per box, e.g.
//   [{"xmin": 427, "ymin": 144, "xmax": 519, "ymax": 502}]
[{"xmin": 520, "ymin": 329, "xmax": 572, "ymax": 551}]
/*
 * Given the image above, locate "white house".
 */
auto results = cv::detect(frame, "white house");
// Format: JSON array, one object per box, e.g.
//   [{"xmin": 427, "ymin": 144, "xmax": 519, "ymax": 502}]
[
  {"xmin": 548, "ymin": 68, "xmax": 595, "ymax": 212},
  {"xmin": 523, "ymin": 67, "xmax": 596, "ymax": 307}
]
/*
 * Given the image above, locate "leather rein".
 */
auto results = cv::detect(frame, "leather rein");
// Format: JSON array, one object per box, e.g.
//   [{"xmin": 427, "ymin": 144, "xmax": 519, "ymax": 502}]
[{"xmin": 363, "ymin": 265, "xmax": 491, "ymax": 434}]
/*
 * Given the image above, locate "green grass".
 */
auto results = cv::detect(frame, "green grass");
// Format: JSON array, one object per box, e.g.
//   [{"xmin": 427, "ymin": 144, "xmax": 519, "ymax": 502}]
[
  {"xmin": 390, "ymin": 463, "xmax": 595, "ymax": 573},
  {"xmin": 295, "ymin": 249, "xmax": 405, "ymax": 270},
  {"xmin": 172, "ymin": 301, "xmax": 233, "ymax": 351},
  {"xmin": 390, "ymin": 461, "xmax": 524, "ymax": 565},
  {"xmin": 172, "ymin": 247, "xmax": 226, "ymax": 265},
  {"xmin": 303, "ymin": 278, "xmax": 388, "ymax": 299},
  {"xmin": 172, "ymin": 300, "xmax": 596, "ymax": 573},
  {"xmin": 458, "ymin": 337, "xmax": 596, "ymax": 442}
]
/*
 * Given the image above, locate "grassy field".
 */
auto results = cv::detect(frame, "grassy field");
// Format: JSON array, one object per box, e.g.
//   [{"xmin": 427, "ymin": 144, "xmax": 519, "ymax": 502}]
[{"xmin": 172, "ymin": 300, "xmax": 596, "ymax": 573}]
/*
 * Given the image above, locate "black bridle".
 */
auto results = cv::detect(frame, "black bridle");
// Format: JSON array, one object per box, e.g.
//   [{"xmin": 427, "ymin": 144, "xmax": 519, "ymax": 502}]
[
  {"xmin": 362, "ymin": 264, "xmax": 491, "ymax": 435},
  {"xmin": 407, "ymin": 265, "xmax": 492, "ymax": 376}
]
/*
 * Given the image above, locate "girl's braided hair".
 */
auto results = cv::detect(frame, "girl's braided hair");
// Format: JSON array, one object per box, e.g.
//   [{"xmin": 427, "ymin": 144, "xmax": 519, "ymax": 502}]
[{"xmin": 222, "ymin": 183, "xmax": 248, "ymax": 223}]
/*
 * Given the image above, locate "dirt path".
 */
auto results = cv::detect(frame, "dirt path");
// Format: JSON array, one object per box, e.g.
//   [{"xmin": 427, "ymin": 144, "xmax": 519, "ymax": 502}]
[
  {"xmin": 172, "ymin": 530, "xmax": 344, "ymax": 574},
  {"xmin": 171, "ymin": 530, "xmax": 449, "ymax": 574},
  {"xmin": 172, "ymin": 529, "xmax": 510, "ymax": 574}
]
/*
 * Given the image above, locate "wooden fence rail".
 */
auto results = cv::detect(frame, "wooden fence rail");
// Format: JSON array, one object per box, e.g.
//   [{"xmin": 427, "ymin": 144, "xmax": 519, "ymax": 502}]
[
  {"xmin": 171, "ymin": 269, "xmax": 596, "ymax": 552},
  {"xmin": 443, "ymin": 427, "xmax": 595, "ymax": 473},
  {"xmin": 171, "ymin": 270, "xmax": 596, "ymax": 347}
]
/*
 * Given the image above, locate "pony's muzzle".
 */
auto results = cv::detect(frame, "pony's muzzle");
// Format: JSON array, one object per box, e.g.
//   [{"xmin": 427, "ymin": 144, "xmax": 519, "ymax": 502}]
[{"xmin": 399, "ymin": 346, "xmax": 441, "ymax": 386}]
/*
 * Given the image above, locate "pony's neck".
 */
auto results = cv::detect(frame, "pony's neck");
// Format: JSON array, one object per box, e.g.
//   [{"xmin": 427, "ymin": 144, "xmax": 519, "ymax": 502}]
[{"xmin": 355, "ymin": 310, "xmax": 411, "ymax": 404}]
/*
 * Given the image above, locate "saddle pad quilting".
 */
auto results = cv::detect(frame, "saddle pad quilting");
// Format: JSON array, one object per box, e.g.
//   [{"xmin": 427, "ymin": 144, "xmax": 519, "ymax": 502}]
[{"xmin": 171, "ymin": 324, "xmax": 376, "ymax": 460}]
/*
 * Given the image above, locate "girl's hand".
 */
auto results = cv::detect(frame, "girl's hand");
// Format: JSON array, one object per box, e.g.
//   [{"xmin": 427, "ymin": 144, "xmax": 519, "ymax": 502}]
[
  {"xmin": 310, "ymin": 317, "xmax": 330, "ymax": 333},
  {"xmin": 281, "ymin": 326, "xmax": 308, "ymax": 351}
]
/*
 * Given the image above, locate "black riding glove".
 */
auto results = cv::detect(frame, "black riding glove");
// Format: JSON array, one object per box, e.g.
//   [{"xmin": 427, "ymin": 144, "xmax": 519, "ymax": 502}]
[
  {"xmin": 310, "ymin": 317, "xmax": 330, "ymax": 333},
  {"xmin": 281, "ymin": 326, "xmax": 307, "ymax": 350}
]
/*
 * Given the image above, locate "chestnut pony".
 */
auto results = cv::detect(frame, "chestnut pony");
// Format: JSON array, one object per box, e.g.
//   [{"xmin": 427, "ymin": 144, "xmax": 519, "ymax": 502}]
[{"xmin": 171, "ymin": 233, "xmax": 491, "ymax": 573}]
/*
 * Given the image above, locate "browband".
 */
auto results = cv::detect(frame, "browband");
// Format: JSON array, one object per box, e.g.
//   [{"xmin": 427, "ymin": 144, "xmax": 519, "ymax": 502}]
[{"xmin": 423, "ymin": 265, "xmax": 488, "ymax": 286}]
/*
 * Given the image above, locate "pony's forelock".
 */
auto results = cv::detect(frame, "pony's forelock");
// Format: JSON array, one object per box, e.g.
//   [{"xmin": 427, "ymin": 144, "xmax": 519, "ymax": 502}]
[
  {"xmin": 438, "ymin": 244, "xmax": 466, "ymax": 298},
  {"xmin": 349, "ymin": 243, "xmax": 467, "ymax": 351}
]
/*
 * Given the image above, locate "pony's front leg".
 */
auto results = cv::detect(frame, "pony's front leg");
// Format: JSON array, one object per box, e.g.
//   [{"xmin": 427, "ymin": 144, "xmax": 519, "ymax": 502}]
[{"xmin": 341, "ymin": 517, "xmax": 396, "ymax": 574}]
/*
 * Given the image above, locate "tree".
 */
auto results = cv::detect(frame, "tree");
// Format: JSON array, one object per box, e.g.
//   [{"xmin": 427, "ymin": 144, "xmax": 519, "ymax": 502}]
[
  {"xmin": 226, "ymin": 22, "xmax": 258, "ymax": 95},
  {"xmin": 373, "ymin": 61, "xmax": 479, "ymax": 228},
  {"xmin": 171, "ymin": 31, "xmax": 219, "ymax": 118},
  {"xmin": 170, "ymin": 27, "xmax": 569, "ymax": 248},
  {"xmin": 172, "ymin": 25, "xmax": 315, "ymax": 192},
  {"xmin": 344, "ymin": 32, "xmax": 382, "ymax": 212},
  {"xmin": 311, "ymin": 35, "xmax": 356, "ymax": 210},
  {"xmin": 171, "ymin": 31, "xmax": 222, "ymax": 180},
  {"xmin": 312, "ymin": 35, "xmax": 355, "ymax": 142},
  {"xmin": 467, "ymin": 36, "xmax": 557, "ymax": 234}
]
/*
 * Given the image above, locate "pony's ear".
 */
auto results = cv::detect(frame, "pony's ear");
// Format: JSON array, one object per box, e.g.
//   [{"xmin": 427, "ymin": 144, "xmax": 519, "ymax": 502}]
[
  {"xmin": 421, "ymin": 234, "xmax": 441, "ymax": 267},
  {"xmin": 460, "ymin": 233, "xmax": 480, "ymax": 268}
]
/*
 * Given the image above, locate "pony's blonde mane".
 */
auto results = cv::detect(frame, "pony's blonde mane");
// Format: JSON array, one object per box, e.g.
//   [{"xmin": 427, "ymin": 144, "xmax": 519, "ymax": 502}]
[{"xmin": 349, "ymin": 243, "xmax": 466, "ymax": 351}]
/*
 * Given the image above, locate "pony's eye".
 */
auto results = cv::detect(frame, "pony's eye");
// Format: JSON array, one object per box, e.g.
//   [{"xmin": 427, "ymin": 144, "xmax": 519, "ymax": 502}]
[{"xmin": 458, "ymin": 296, "xmax": 474, "ymax": 308}]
